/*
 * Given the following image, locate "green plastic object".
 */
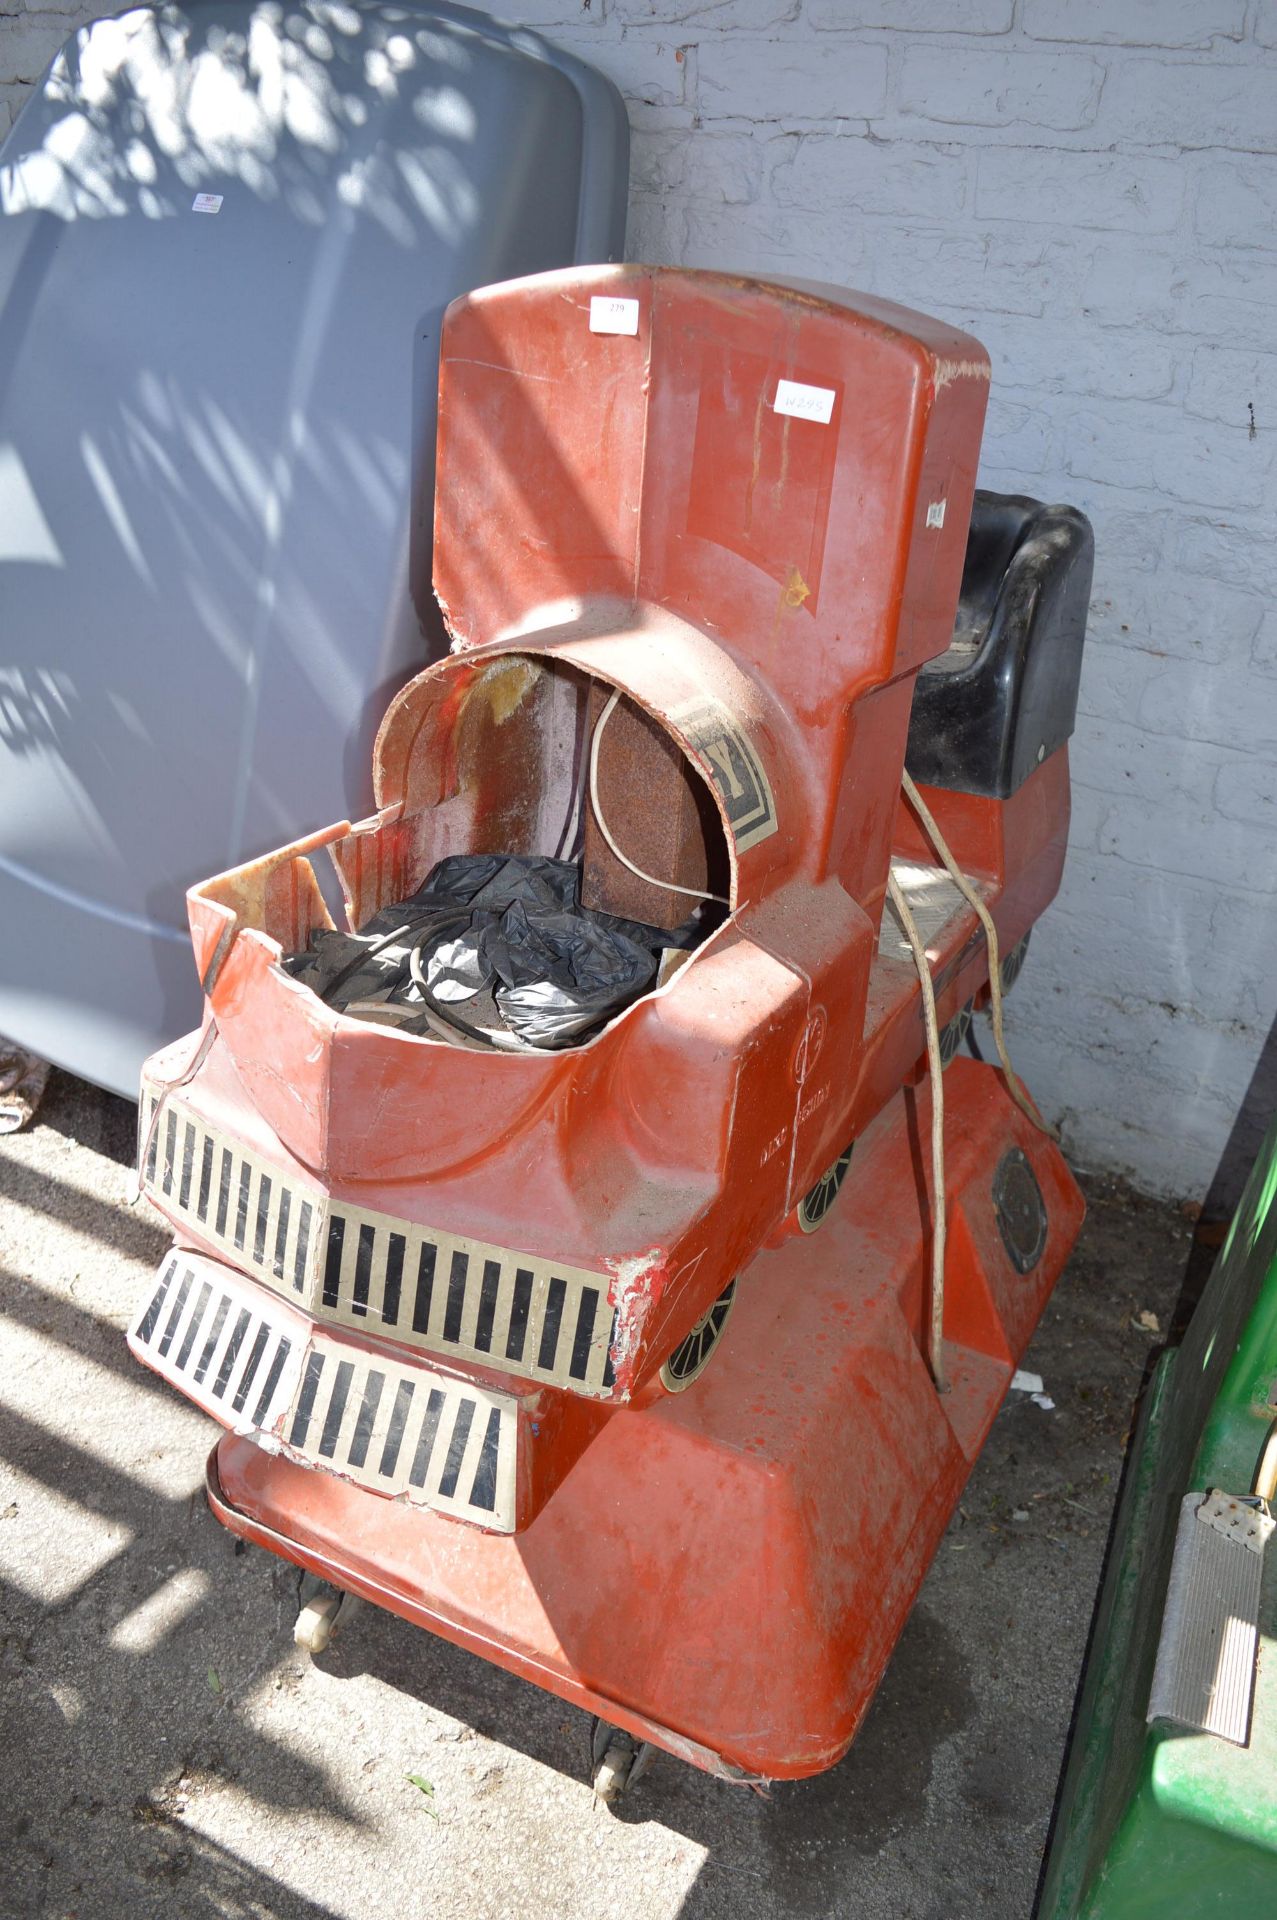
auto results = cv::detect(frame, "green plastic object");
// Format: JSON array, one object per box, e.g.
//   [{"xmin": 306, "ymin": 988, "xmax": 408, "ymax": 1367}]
[{"xmin": 1040, "ymin": 1125, "xmax": 1277, "ymax": 1919}]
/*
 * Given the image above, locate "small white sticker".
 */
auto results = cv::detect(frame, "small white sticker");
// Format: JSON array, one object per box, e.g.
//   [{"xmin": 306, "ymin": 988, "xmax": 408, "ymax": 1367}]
[
  {"xmin": 589, "ymin": 295, "xmax": 640, "ymax": 336},
  {"xmin": 191, "ymin": 193, "xmax": 223, "ymax": 214},
  {"xmin": 774, "ymin": 378, "xmax": 836, "ymax": 425},
  {"xmin": 926, "ymin": 499, "xmax": 947, "ymax": 529}
]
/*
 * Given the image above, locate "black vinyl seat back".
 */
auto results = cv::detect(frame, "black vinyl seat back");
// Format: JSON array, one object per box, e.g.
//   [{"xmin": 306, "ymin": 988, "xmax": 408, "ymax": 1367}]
[{"xmin": 906, "ymin": 491, "xmax": 1094, "ymax": 799}]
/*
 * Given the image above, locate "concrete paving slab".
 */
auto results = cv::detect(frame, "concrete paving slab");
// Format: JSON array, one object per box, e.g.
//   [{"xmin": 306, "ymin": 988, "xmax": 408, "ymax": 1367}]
[{"xmin": 0, "ymin": 1069, "xmax": 1194, "ymax": 1920}]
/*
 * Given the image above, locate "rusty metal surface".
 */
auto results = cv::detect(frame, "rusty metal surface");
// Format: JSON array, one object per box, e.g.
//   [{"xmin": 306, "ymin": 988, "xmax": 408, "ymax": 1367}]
[{"xmin": 580, "ymin": 680, "xmax": 722, "ymax": 928}]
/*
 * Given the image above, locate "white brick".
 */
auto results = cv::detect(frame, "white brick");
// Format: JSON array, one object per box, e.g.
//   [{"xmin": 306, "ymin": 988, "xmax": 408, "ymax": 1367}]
[
  {"xmin": 697, "ymin": 36, "xmax": 887, "ymax": 123},
  {"xmin": 1138, "ymin": 660, "xmax": 1277, "ymax": 758},
  {"xmin": 624, "ymin": 193, "xmax": 683, "ymax": 264},
  {"xmin": 1254, "ymin": 610, "xmax": 1277, "ymax": 675},
  {"xmin": 1078, "ymin": 239, "xmax": 1191, "ymax": 333},
  {"xmin": 1184, "ymin": 251, "xmax": 1277, "ymax": 352},
  {"xmin": 1022, "ymin": 0, "xmax": 1246, "ymax": 48},
  {"xmin": 1097, "ymin": 797, "xmax": 1274, "ymax": 896},
  {"xmin": 808, "ymin": 0, "xmax": 1013, "ymax": 28},
  {"xmin": 1087, "ymin": 570, "xmax": 1264, "ymax": 665},
  {"xmin": 587, "ymin": 35, "xmax": 694, "ymax": 131},
  {"xmin": 771, "ymin": 133, "xmax": 968, "ymax": 217},
  {"xmin": 1075, "ymin": 639, "xmax": 1162, "ymax": 723},
  {"xmin": 0, "ymin": 84, "xmax": 25, "ymax": 139},
  {"xmin": 678, "ymin": 199, "xmax": 872, "ymax": 280},
  {"xmin": 1083, "ymin": 235, "xmax": 1277, "ymax": 355},
  {"xmin": 1205, "ymin": 889, "xmax": 1277, "ymax": 1021},
  {"xmin": 1098, "ymin": 58, "xmax": 1277, "ymax": 153},
  {"xmin": 1071, "ymin": 717, "xmax": 1220, "ymax": 810},
  {"xmin": 631, "ymin": 127, "xmax": 767, "ymax": 203},
  {"xmin": 1215, "ymin": 758, "xmax": 1277, "ymax": 827},
  {"xmin": 1150, "ymin": 433, "xmax": 1268, "ymax": 520},
  {"xmin": 0, "ymin": 13, "xmax": 75, "ymax": 85},
  {"xmin": 616, "ymin": 0, "xmax": 799, "ymax": 26},
  {"xmin": 1196, "ymin": 157, "xmax": 1277, "ymax": 250},
  {"xmin": 986, "ymin": 320, "xmax": 1176, "ymax": 401},
  {"xmin": 1029, "ymin": 946, "xmax": 1267, "ymax": 1068},
  {"xmin": 1177, "ymin": 518, "xmax": 1274, "ymax": 596},
  {"xmin": 858, "ymin": 225, "xmax": 1077, "ymax": 320},
  {"xmin": 1061, "ymin": 779, "xmax": 1108, "ymax": 852},
  {"xmin": 1031, "ymin": 863, "xmax": 1261, "ymax": 1026},
  {"xmin": 474, "ymin": 0, "xmax": 604, "ymax": 25},
  {"xmin": 1077, "ymin": 506, "xmax": 1170, "ymax": 575},
  {"xmin": 1258, "ymin": 4, "xmax": 1277, "ymax": 49},
  {"xmin": 1011, "ymin": 984, "xmax": 1262, "ymax": 1111},
  {"xmin": 1186, "ymin": 344, "xmax": 1277, "ymax": 428},
  {"xmin": 1064, "ymin": 400, "xmax": 1274, "ymax": 513},
  {"xmin": 977, "ymin": 148, "xmax": 1185, "ymax": 234},
  {"xmin": 981, "ymin": 394, "xmax": 1054, "ymax": 475},
  {"xmin": 898, "ymin": 46, "xmax": 1103, "ymax": 132},
  {"xmin": 1127, "ymin": 1019, "xmax": 1270, "ymax": 1112}
]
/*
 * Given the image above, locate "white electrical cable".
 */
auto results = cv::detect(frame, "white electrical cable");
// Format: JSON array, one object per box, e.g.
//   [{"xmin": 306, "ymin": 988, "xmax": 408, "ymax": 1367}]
[
  {"xmin": 889, "ymin": 769, "xmax": 1058, "ymax": 1392},
  {"xmin": 887, "ymin": 866, "xmax": 949, "ymax": 1394},
  {"xmin": 588, "ymin": 690, "xmax": 731, "ymax": 907},
  {"xmin": 900, "ymin": 767, "xmax": 1055, "ymax": 1140}
]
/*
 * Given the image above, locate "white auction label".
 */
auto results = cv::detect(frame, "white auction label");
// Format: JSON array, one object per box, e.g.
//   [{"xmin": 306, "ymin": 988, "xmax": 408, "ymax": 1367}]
[
  {"xmin": 589, "ymin": 295, "xmax": 640, "ymax": 336},
  {"xmin": 191, "ymin": 193, "xmax": 223, "ymax": 214},
  {"xmin": 774, "ymin": 378, "xmax": 836, "ymax": 424}
]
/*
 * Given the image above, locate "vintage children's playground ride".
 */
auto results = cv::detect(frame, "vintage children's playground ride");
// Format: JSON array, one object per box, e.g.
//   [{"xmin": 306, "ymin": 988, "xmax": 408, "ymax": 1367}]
[{"xmin": 129, "ymin": 265, "xmax": 1094, "ymax": 1794}]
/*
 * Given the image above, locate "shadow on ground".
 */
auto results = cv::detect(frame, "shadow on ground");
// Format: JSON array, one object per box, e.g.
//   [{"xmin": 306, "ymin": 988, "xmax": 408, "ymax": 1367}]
[
  {"xmin": 1, "ymin": 1068, "xmax": 1199, "ymax": 1920},
  {"xmin": 0, "ymin": 1257, "xmax": 360, "ymax": 1919}
]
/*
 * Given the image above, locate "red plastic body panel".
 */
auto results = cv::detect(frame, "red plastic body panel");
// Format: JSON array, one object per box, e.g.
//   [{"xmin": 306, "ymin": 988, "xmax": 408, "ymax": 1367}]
[
  {"xmin": 153, "ymin": 269, "xmax": 1065, "ymax": 1417},
  {"xmin": 206, "ymin": 1062, "xmax": 1084, "ymax": 1779},
  {"xmin": 132, "ymin": 267, "xmax": 1087, "ymax": 1780}
]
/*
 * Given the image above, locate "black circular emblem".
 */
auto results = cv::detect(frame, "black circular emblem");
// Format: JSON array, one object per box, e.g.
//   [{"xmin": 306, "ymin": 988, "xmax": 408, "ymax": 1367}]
[
  {"xmin": 938, "ymin": 1000, "xmax": 973, "ymax": 1068},
  {"xmin": 659, "ymin": 1280, "xmax": 737, "ymax": 1393},
  {"xmin": 993, "ymin": 1148, "xmax": 1048, "ymax": 1274},
  {"xmin": 1000, "ymin": 932, "xmax": 1031, "ymax": 996},
  {"xmin": 797, "ymin": 1143, "xmax": 855, "ymax": 1234}
]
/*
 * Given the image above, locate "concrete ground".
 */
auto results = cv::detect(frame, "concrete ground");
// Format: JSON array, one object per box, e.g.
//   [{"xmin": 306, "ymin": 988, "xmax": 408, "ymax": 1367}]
[{"xmin": 0, "ymin": 1068, "xmax": 1198, "ymax": 1920}]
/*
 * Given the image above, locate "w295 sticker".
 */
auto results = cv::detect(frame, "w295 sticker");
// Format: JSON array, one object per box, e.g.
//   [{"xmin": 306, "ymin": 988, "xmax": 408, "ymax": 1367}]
[{"xmin": 774, "ymin": 378, "xmax": 835, "ymax": 425}]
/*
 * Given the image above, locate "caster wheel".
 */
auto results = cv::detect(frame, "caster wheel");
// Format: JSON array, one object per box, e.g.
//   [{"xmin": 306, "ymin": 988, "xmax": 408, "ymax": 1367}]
[
  {"xmin": 294, "ymin": 1588, "xmax": 358, "ymax": 1655},
  {"xmin": 590, "ymin": 1719, "xmax": 654, "ymax": 1805},
  {"xmin": 938, "ymin": 999, "xmax": 973, "ymax": 1069},
  {"xmin": 797, "ymin": 1142, "xmax": 854, "ymax": 1233}
]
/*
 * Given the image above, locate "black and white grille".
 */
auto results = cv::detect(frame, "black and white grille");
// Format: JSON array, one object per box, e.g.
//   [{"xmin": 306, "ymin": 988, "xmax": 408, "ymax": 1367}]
[
  {"xmin": 130, "ymin": 1247, "xmax": 298, "ymax": 1431},
  {"xmin": 129, "ymin": 1250, "xmax": 518, "ymax": 1530},
  {"xmin": 139, "ymin": 1086, "xmax": 616, "ymax": 1397}
]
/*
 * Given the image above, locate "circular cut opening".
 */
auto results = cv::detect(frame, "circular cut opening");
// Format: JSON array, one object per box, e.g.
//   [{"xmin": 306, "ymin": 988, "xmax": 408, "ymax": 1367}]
[{"xmin": 283, "ymin": 655, "xmax": 733, "ymax": 1053}]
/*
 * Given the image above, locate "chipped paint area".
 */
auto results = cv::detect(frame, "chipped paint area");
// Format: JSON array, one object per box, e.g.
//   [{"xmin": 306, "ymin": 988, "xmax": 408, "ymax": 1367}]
[
  {"xmin": 932, "ymin": 356, "xmax": 991, "ymax": 391},
  {"xmin": 605, "ymin": 1248, "xmax": 669, "ymax": 1394},
  {"xmin": 470, "ymin": 654, "xmax": 540, "ymax": 726}
]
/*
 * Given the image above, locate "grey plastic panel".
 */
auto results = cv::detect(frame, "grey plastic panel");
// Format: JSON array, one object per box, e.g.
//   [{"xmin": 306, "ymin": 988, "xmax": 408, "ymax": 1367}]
[{"xmin": 0, "ymin": 1, "xmax": 627, "ymax": 1094}]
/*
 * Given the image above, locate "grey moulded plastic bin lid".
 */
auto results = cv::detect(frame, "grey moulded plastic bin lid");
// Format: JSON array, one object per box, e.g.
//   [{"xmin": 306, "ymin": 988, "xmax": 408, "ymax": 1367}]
[{"xmin": 0, "ymin": 0, "xmax": 627, "ymax": 1097}]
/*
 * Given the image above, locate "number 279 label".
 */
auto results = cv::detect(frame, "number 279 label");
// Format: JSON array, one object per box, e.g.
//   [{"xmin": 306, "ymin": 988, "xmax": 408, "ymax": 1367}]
[{"xmin": 589, "ymin": 295, "xmax": 640, "ymax": 336}]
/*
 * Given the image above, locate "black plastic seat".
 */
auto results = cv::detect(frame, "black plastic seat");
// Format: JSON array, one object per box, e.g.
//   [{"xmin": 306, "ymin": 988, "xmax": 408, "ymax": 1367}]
[{"xmin": 906, "ymin": 491, "xmax": 1094, "ymax": 799}]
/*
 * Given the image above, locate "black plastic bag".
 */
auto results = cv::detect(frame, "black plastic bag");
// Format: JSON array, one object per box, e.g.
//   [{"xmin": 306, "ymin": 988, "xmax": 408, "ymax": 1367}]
[{"xmin": 286, "ymin": 855, "xmax": 704, "ymax": 1050}]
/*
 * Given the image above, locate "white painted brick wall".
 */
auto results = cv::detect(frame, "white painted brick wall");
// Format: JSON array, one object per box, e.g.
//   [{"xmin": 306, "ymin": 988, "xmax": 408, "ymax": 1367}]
[{"xmin": 2, "ymin": 0, "xmax": 1275, "ymax": 1203}]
